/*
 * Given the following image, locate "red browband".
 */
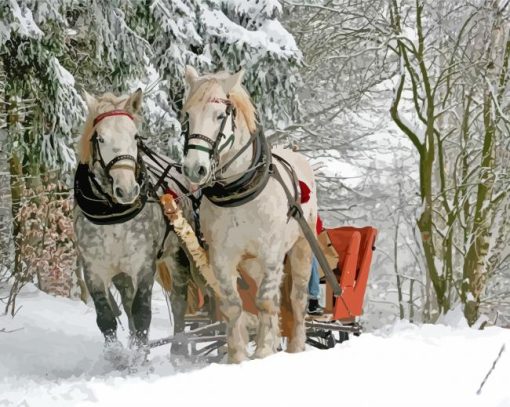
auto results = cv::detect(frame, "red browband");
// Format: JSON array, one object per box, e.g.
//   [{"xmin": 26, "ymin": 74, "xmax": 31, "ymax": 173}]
[{"xmin": 93, "ymin": 110, "xmax": 134, "ymax": 126}]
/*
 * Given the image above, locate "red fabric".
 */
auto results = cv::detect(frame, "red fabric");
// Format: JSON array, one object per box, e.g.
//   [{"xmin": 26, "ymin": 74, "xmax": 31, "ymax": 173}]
[
  {"xmin": 164, "ymin": 187, "xmax": 178, "ymax": 199},
  {"xmin": 298, "ymin": 180, "xmax": 323, "ymax": 234},
  {"xmin": 93, "ymin": 110, "xmax": 134, "ymax": 126},
  {"xmin": 299, "ymin": 180, "xmax": 311, "ymax": 204},
  {"xmin": 316, "ymin": 215, "xmax": 323, "ymax": 235}
]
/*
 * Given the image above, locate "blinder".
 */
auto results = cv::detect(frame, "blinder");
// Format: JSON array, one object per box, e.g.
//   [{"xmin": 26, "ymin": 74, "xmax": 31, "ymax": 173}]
[{"xmin": 183, "ymin": 98, "xmax": 237, "ymax": 168}]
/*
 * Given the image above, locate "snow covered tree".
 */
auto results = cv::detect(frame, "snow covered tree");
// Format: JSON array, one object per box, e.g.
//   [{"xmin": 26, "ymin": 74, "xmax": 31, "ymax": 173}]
[
  {"xmin": 0, "ymin": 0, "xmax": 156, "ymax": 309},
  {"xmin": 284, "ymin": 0, "xmax": 510, "ymax": 325},
  {"xmin": 1, "ymin": 0, "xmax": 302, "ymax": 310},
  {"xmin": 147, "ymin": 0, "xmax": 302, "ymax": 141},
  {"xmin": 207, "ymin": 0, "xmax": 302, "ymax": 126}
]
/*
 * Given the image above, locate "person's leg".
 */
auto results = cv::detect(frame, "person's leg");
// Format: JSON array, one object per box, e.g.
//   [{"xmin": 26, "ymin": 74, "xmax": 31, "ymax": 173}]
[
  {"xmin": 308, "ymin": 256, "xmax": 320, "ymax": 300},
  {"xmin": 307, "ymin": 256, "xmax": 323, "ymax": 315}
]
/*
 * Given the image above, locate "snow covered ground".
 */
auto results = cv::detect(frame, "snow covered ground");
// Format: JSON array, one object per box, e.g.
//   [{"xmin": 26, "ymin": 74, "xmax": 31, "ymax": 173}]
[{"xmin": 1, "ymin": 285, "xmax": 509, "ymax": 407}]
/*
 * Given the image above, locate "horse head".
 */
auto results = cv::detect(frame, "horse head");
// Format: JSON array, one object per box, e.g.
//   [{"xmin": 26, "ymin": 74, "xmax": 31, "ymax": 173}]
[
  {"xmin": 80, "ymin": 89, "xmax": 143, "ymax": 204},
  {"xmin": 181, "ymin": 66, "xmax": 257, "ymax": 187}
]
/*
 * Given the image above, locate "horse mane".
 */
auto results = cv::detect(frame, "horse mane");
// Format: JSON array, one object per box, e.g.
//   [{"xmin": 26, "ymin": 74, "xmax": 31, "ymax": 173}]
[
  {"xmin": 78, "ymin": 92, "xmax": 139, "ymax": 164},
  {"xmin": 183, "ymin": 76, "xmax": 257, "ymax": 134}
]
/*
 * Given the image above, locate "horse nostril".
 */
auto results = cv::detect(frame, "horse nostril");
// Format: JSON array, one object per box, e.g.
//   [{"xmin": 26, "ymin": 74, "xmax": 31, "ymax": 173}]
[
  {"xmin": 115, "ymin": 187, "xmax": 124, "ymax": 198},
  {"xmin": 183, "ymin": 164, "xmax": 192, "ymax": 178},
  {"xmin": 197, "ymin": 165, "xmax": 207, "ymax": 177}
]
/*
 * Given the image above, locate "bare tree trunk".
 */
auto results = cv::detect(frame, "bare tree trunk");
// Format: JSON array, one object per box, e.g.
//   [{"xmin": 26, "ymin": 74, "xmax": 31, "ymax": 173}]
[{"xmin": 394, "ymin": 213, "xmax": 405, "ymax": 319}]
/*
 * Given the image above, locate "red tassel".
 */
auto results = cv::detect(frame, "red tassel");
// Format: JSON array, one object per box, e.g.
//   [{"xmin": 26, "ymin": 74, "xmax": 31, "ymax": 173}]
[
  {"xmin": 299, "ymin": 180, "xmax": 311, "ymax": 204},
  {"xmin": 164, "ymin": 187, "xmax": 178, "ymax": 199},
  {"xmin": 316, "ymin": 215, "xmax": 323, "ymax": 235}
]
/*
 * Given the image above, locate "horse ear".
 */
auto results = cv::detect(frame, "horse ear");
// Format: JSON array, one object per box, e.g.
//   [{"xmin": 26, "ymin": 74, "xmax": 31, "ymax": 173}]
[
  {"xmin": 124, "ymin": 88, "xmax": 143, "ymax": 114},
  {"xmin": 185, "ymin": 65, "xmax": 199, "ymax": 85},
  {"xmin": 221, "ymin": 69, "xmax": 245, "ymax": 94},
  {"xmin": 83, "ymin": 91, "xmax": 96, "ymax": 111}
]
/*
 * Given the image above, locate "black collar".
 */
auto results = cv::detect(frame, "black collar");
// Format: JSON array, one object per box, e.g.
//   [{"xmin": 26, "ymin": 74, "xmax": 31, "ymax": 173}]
[
  {"xmin": 74, "ymin": 161, "xmax": 149, "ymax": 225},
  {"xmin": 202, "ymin": 127, "xmax": 272, "ymax": 207}
]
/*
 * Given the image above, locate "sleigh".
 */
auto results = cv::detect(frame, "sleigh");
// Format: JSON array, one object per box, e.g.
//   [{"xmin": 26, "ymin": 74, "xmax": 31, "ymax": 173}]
[{"xmin": 150, "ymin": 223, "xmax": 378, "ymax": 360}]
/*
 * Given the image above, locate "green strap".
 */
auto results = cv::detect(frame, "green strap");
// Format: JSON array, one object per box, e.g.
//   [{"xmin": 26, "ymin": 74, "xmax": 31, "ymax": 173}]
[{"xmin": 188, "ymin": 144, "xmax": 213, "ymax": 154}]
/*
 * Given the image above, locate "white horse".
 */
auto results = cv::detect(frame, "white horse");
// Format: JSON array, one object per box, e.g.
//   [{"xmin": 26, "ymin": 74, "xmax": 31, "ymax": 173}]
[{"xmin": 181, "ymin": 66, "xmax": 317, "ymax": 363}]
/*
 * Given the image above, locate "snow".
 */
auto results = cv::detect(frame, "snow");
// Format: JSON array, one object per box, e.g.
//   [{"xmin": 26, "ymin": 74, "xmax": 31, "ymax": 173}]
[
  {"xmin": 51, "ymin": 57, "xmax": 75, "ymax": 87},
  {"xmin": 7, "ymin": 0, "xmax": 43, "ymax": 40},
  {"xmin": 224, "ymin": 0, "xmax": 282, "ymax": 18},
  {"xmin": 202, "ymin": 9, "xmax": 300, "ymax": 59},
  {"xmin": 1, "ymin": 285, "xmax": 510, "ymax": 406}
]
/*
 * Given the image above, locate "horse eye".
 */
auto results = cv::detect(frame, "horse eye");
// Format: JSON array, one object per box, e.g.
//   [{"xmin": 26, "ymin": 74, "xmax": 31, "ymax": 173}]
[
  {"xmin": 97, "ymin": 135, "xmax": 104, "ymax": 143},
  {"xmin": 217, "ymin": 113, "xmax": 226, "ymax": 120}
]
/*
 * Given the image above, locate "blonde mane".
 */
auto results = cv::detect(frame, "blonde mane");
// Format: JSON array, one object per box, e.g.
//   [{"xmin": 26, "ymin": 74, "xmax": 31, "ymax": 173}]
[
  {"xmin": 78, "ymin": 92, "xmax": 139, "ymax": 164},
  {"xmin": 183, "ymin": 78, "xmax": 257, "ymax": 134}
]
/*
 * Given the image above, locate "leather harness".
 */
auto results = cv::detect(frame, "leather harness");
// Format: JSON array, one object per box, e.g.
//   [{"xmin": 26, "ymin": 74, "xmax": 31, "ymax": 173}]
[{"xmin": 74, "ymin": 110, "xmax": 152, "ymax": 225}]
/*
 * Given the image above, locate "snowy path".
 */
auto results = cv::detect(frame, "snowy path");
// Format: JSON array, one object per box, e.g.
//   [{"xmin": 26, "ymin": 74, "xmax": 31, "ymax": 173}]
[{"xmin": 1, "ymin": 286, "xmax": 509, "ymax": 406}]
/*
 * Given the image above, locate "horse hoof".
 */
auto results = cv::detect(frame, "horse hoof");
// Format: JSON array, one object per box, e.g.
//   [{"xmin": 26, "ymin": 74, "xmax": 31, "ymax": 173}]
[
  {"xmin": 129, "ymin": 332, "xmax": 148, "ymax": 350},
  {"xmin": 253, "ymin": 347, "xmax": 276, "ymax": 359},
  {"xmin": 130, "ymin": 345, "xmax": 150, "ymax": 367},
  {"xmin": 227, "ymin": 351, "xmax": 249, "ymax": 364},
  {"xmin": 104, "ymin": 340, "xmax": 130, "ymax": 369},
  {"xmin": 286, "ymin": 341, "xmax": 305, "ymax": 353}
]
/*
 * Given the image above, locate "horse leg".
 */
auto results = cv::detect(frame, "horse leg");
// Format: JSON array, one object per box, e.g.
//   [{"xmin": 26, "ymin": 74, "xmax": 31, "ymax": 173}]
[
  {"xmin": 253, "ymin": 260, "xmax": 284, "ymax": 359},
  {"xmin": 83, "ymin": 265, "xmax": 118, "ymax": 343},
  {"xmin": 287, "ymin": 236, "xmax": 312, "ymax": 353},
  {"xmin": 112, "ymin": 273, "xmax": 135, "ymax": 334},
  {"xmin": 167, "ymin": 247, "xmax": 192, "ymax": 357},
  {"xmin": 131, "ymin": 265, "xmax": 156, "ymax": 348},
  {"xmin": 211, "ymin": 254, "xmax": 248, "ymax": 363}
]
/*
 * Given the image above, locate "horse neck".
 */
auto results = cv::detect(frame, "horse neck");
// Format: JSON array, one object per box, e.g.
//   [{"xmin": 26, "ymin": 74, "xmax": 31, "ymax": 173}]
[{"xmin": 218, "ymin": 125, "xmax": 253, "ymax": 181}]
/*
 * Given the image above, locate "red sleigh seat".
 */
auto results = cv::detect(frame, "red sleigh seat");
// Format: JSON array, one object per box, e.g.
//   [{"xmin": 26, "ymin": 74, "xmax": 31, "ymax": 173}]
[{"xmin": 324, "ymin": 226, "xmax": 378, "ymax": 321}]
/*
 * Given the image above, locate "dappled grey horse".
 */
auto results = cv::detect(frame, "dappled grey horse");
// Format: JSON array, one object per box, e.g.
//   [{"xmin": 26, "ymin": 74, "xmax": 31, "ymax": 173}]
[{"xmin": 73, "ymin": 89, "xmax": 193, "ymax": 360}]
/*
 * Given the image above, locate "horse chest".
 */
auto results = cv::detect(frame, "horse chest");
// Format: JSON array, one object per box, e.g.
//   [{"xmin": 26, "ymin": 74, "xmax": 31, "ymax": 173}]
[
  {"xmin": 200, "ymin": 198, "xmax": 291, "ymax": 252},
  {"xmin": 74, "ymin": 206, "xmax": 163, "ymax": 273}
]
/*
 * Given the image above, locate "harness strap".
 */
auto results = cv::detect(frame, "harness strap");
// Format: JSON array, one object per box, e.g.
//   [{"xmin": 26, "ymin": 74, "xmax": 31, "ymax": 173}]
[
  {"xmin": 185, "ymin": 134, "xmax": 216, "ymax": 155},
  {"xmin": 203, "ymin": 127, "xmax": 271, "ymax": 207},
  {"xmin": 74, "ymin": 163, "xmax": 148, "ymax": 225},
  {"xmin": 270, "ymin": 163, "xmax": 342, "ymax": 298},
  {"xmin": 215, "ymin": 130, "xmax": 258, "ymax": 177},
  {"xmin": 91, "ymin": 133, "xmax": 138, "ymax": 183},
  {"xmin": 183, "ymin": 103, "xmax": 235, "ymax": 163},
  {"xmin": 104, "ymin": 154, "xmax": 137, "ymax": 174},
  {"xmin": 272, "ymin": 154, "xmax": 300, "ymax": 215}
]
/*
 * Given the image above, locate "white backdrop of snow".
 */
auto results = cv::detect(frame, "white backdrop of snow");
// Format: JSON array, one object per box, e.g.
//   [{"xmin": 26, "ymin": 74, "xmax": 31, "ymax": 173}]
[{"xmin": 0, "ymin": 285, "xmax": 509, "ymax": 406}]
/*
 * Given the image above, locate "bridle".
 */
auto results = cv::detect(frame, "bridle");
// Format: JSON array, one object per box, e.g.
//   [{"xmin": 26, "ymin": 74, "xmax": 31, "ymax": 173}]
[
  {"xmin": 90, "ymin": 109, "xmax": 141, "ymax": 183},
  {"xmin": 182, "ymin": 97, "xmax": 236, "ymax": 173},
  {"xmin": 181, "ymin": 94, "xmax": 273, "ymax": 207}
]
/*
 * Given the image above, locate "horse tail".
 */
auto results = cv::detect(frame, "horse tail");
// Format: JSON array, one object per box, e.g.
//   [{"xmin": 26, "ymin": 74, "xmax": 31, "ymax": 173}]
[{"xmin": 156, "ymin": 261, "xmax": 173, "ymax": 293}]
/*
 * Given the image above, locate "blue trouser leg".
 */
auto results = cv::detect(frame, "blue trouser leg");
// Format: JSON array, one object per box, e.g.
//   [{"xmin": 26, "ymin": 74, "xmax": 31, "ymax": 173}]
[{"xmin": 308, "ymin": 256, "xmax": 320, "ymax": 300}]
